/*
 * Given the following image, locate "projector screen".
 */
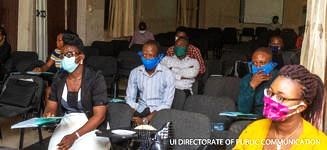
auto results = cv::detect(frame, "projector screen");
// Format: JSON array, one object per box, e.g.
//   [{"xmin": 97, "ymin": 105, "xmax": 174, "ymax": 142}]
[{"xmin": 240, "ymin": 0, "xmax": 284, "ymax": 24}]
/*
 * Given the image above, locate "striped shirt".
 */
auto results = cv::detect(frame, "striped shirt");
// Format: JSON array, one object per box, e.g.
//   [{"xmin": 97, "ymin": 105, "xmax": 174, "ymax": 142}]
[
  {"xmin": 50, "ymin": 49, "xmax": 62, "ymax": 69},
  {"xmin": 125, "ymin": 64, "xmax": 175, "ymax": 113}
]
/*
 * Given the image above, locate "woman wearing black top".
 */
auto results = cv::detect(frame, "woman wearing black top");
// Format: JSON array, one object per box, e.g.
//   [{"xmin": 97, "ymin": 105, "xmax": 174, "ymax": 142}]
[{"xmin": 44, "ymin": 34, "xmax": 109, "ymax": 150}]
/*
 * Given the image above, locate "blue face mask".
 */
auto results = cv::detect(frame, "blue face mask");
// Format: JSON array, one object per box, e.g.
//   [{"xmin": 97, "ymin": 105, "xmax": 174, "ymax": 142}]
[
  {"xmin": 248, "ymin": 61, "xmax": 277, "ymax": 74},
  {"xmin": 61, "ymin": 56, "xmax": 78, "ymax": 73},
  {"xmin": 138, "ymin": 52, "xmax": 164, "ymax": 71}
]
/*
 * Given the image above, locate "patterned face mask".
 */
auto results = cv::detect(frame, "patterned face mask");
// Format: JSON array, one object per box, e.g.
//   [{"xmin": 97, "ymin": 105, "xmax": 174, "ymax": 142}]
[{"xmin": 263, "ymin": 95, "xmax": 304, "ymax": 121}]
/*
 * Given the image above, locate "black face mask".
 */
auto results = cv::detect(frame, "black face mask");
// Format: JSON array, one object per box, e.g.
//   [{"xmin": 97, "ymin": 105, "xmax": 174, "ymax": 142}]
[
  {"xmin": 269, "ymin": 45, "xmax": 282, "ymax": 53},
  {"xmin": 67, "ymin": 92, "xmax": 78, "ymax": 109}
]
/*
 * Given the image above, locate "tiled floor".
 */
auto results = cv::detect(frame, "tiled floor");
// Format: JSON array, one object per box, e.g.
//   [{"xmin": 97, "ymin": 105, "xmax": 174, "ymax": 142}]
[{"xmin": 0, "ymin": 117, "xmax": 52, "ymax": 149}]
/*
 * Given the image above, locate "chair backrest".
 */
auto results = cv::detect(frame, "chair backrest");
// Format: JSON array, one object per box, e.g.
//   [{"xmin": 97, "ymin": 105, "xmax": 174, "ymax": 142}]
[
  {"xmin": 0, "ymin": 74, "xmax": 44, "ymax": 116},
  {"xmin": 111, "ymin": 40, "xmax": 129, "ymax": 56},
  {"xmin": 206, "ymin": 59, "xmax": 222, "ymax": 76},
  {"xmin": 117, "ymin": 51, "xmax": 142, "ymax": 77},
  {"xmin": 204, "ymin": 76, "xmax": 241, "ymax": 101},
  {"xmin": 241, "ymin": 28, "xmax": 254, "ymax": 36},
  {"xmin": 82, "ymin": 46, "xmax": 99, "ymax": 57},
  {"xmin": 5, "ymin": 51, "xmax": 39, "ymax": 73},
  {"xmin": 171, "ymin": 89, "xmax": 187, "ymax": 110},
  {"xmin": 255, "ymin": 27, "xmax": 268, "ymax": 37},
  {"xmin": 151, "ymin": 109, "xmax": 211, "ymax": 150},
  {"xmin": 183, "ymin": 95, "xmax": 236, "ymax": 127},
  {"xmin": 91, "ymin": 41, "xmax": 115, "ymax": 56},
  {"xmin": 107, "ymin": 102, "xmax": 133, "ymax": 129},
  {"xmin": 130, "ymin": 44, "xmax": 143, "ymax": 52},
  {"xmin": 85, "ymin": 56, "xmax": 117, "ymax": 77},
  {"xmin": 281, "ymin": 28, "xmax": 297, "ymax": 50},
  {"xmin": 222, "ymin": 27, "xmax": 238, "ymax": 45},
  {"xmin": 281, "ymin": 50, "xmax": 297, "ymax": 65}
]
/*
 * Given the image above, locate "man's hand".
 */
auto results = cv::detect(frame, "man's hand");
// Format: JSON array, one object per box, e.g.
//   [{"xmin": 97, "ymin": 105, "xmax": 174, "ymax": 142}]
[
  {"xmin": 57, "ymin": 133, "xmax": 78, "ymax": 150},
  {"xmin": 250, "ymin": 71, "xmax": 271, "ymax": 89},
  {"xmin": 132, "ymin": 117, "xmax": 143, "ymax": 125}
]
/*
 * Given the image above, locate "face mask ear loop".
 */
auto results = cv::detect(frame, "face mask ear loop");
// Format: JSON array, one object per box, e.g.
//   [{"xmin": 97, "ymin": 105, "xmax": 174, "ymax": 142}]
[{"xmin": 285, "ymin": 102, "xmax": 305, "ymax": 118}]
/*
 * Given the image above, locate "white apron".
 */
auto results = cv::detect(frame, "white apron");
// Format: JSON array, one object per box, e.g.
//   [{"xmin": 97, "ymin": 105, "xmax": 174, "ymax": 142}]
[{"xmin": 48, "ymin": 113, "xmax": 110, "ymax": 150}]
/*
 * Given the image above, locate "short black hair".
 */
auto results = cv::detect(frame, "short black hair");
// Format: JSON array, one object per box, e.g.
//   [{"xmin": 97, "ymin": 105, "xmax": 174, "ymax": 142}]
[
  {"xmin": 138, "ymin": 22, "xmax": 147, "ymax": 30},
  {"xmin": 273, "ymin": 16, "xmax": 279, "ymax": 20},
  {"xmin": 175, "ymin": 36, "xmax": 189, "ymax": 45},
  {"xmin": 63, "ymin": 33, "xmax": 84, "ymax": 51},
  {"xmin": 253, "ymin": 47, "xmax": 273, "ymax": 59},
  {"xmin": 143, "ymin": 40, "xmax": 160, "ymax": 54},
  {"xmin": 176, "ymin": 26, "xmax": 188, "ymax": 35},
  {"xmin": 61, "ymin": 30, "xmax": 78, "ymax": 37}
]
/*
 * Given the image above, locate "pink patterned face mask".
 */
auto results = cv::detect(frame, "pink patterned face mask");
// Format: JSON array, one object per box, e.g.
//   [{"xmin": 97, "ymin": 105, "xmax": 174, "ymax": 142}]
[{"xmin": 263, "ymin": 96, "xmax": 303, "ymax": 121}]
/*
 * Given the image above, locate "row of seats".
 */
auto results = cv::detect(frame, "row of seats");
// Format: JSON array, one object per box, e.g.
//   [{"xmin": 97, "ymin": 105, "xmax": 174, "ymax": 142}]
[{"xmin": 109, "ymin": 102, "xmax": 226, "ymax": 149}]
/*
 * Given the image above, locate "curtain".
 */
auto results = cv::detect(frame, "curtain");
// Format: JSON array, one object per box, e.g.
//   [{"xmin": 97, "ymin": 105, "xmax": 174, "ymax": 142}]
[
  {"xmin": 301, "ymin": 0, "xmax": 327, "ymax": 131},
  {"xmin": 108, "ymin": 0, "xmax": 134, "ymax": 38},
  {"xmin": 177, "ymin": 0, "xmax": 197, "ymax": 27}
]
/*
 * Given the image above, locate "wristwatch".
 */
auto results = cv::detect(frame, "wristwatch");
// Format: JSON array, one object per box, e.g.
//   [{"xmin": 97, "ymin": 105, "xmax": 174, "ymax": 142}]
[{"xmin": 142, "ymin": 118, "xmax": 149, "ymax": 124}]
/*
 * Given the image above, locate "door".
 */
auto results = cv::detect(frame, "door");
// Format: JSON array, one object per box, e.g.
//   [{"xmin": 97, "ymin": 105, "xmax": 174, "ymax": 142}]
[
  {"xmin": 47, "ymin": 0, "xmax": 65, "ymax": 54},
  {"xmin": 47, "ymin": 0, "xmax": 77, "ymax": 55}
]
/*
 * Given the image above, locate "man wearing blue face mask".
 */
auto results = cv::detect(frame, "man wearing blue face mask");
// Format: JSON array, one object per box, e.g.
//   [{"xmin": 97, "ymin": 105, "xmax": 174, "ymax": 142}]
[
  {"xmin": 237, "ymin": 47, "xmax": 279, "ymax": 115},
  {"xmin": 126, "ymin": 40, "xmax": 175, "ymax": 125}
]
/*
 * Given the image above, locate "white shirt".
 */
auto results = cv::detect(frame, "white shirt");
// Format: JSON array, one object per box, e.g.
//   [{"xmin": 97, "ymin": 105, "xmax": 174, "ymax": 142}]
[{"xmin": 161, "ymin": 56, "xmax": 200, "ymax": 92}]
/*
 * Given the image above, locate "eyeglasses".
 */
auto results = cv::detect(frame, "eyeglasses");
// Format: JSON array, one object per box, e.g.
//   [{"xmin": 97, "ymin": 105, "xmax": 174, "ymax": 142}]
[
  {"xmin": 62, "ymin": 52, "xmax": 79, "ymax": 58},
  {"xmin": 264, "ymin": 88, "xmax": 303, "ymax": 102}
]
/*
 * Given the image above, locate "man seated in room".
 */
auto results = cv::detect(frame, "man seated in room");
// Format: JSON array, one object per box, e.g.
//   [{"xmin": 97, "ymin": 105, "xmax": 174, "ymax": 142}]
[
  {"xmin": 161, "ymin": 37, "xmax": 199, "ymax": 96},
  {"xmin": 269, "ymin": 16, "xmax": 282, "ymax": 31},
  {"xmin": 269, "ymin": 35, "xmax": 285, "ymax": 69},
  {"xmin": 166, "ymin": 27, "xmax": 205, "ymax": 76},
  {"xmin": 237, "ymin": 47, "xmax": 279, "ymax": 115},
  {"xmin": 126, "ymin": 40, "xmax": 175, "ymax": 125}
]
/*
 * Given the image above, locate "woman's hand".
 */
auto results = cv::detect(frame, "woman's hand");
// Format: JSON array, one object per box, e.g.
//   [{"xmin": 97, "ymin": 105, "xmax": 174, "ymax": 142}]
[
  {"xmin": 32, "ymin": 67, "xmax": 42, "ymax": 72},
  {"xmin": 76, "ymin": 53, "xmax": 85, "ymax": 64},
  {"xmin": 43, "ymin": 112, "xmax": 55, "ymax": 117},
  {"xmin": 57, "ymin": 133, "xmax": 78, "ymax": 150}
]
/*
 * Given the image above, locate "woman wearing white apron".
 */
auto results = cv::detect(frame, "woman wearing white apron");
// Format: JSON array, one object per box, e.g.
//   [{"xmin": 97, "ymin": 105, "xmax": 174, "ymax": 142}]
[{"xmin": 44, "ymin": 34, "xmax": 110, "ymax": 150}]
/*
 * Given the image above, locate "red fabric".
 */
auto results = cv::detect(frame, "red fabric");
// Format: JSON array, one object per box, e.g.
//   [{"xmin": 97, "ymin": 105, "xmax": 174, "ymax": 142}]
[
  {"xmin": 296, "ymin": 36, "xmax": 303, "ymax": 49},
  {"xmin": 167, "ymin": 44, "xmax": 206, "ymax": 75}
]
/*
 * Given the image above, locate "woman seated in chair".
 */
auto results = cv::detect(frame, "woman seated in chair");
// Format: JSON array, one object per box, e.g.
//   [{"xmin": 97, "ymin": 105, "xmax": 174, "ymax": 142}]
[
  {"xmin": 44, "ymin": 34, "xmax": 109, "ymax": 150},
  {"xmin": 234, "ymin": 65, "xmax": 327, "ymax": 149}
]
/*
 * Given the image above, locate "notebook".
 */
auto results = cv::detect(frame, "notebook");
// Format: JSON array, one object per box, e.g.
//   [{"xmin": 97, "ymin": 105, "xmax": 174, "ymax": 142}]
[
  {"xmin": 11, "ymin": 117, "xmax": 62, "ymax": 129},
  {"xmin": 219, "ymin": 111, "xmax": 259, "ymax": 120}
]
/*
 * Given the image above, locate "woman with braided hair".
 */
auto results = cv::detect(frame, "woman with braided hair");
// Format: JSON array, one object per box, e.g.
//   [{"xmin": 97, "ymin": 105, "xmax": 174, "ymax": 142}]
[{"xmin": 234, "ymin": 65, "xmax": 327, "ymax": 150}]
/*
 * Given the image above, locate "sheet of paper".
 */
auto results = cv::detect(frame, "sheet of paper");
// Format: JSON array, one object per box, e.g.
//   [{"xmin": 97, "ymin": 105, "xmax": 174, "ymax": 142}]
[{"xmin": 11, "ymin": 117, "xmax": 62, "ymax": 129}]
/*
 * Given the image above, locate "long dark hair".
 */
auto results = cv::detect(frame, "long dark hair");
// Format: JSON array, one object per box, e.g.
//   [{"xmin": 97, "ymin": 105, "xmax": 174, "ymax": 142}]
[{"xmin": 279, "ymin": 65, "xmax": 325, "ymax": 130}]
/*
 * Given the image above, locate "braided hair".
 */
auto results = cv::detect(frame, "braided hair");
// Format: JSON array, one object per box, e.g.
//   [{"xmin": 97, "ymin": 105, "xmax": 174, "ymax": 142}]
[{"xmin": 279, "ymin": 65, "xmax": 325, "ymax": 130}]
